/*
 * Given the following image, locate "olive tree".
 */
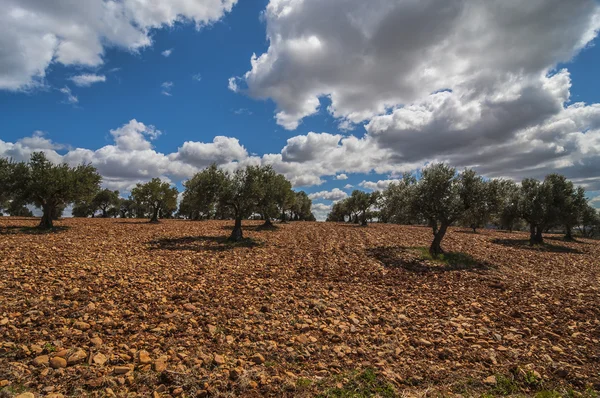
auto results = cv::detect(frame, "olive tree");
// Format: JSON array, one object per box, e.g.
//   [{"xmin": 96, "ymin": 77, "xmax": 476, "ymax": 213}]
[
  {"xmin": 15, "ymin": 152, "xmax": 101, "ymax": 229},
  {"xmin": 348, "ymin": 190, "xmax": 379, "ymax": 226},
  {"xmin": 72, "ymin": 201, "xmax": 96, "ymax": 218},
  {"xmin": 130, "ymin": 178, "xmax": 178, "ymax": 223},
  {"xmin": 180, "ymin": 164, "xmax": 227, "ymax": 220},
  {"xmin": 519, "ymin": 178, "xmax": 553, "ymax": 245},
  {"xmin": 254, "ymin": 167, "xmax": 293, "ymax": 227},
  {"xmin": 290, "ymin": 191, "xmax": 313, "ymax": 221},
  {"xmin": 326, "ymin": 200, "xmax": 349, "ymax": 222},
  {"xmin": 544, "ymin": 174, "xmax": 586, "ymax": 241},
  {"xmin": 413, "ymin": 163, "xmax": 466, "ymax": 257},
  {"xmin": 219, "ymin": 166, "xmax": 262, "ymax": 241},
  {"xmin": 92, "ymin": 189, "xmax": 120, "ymax": 218},
  {"xmin": 495, "ymin": 179, "xmax": 521, "ymax": 231},
  {"xmin": 379, "ymin": 173, "xmax": 417, "ymax": 224},
  {"xmin": 578, "ymin": 204, "xmax": 599, "ymax": 238},
  {"xmin": 0, "ymin": 158, "xmax": 13, "ymax": 212},
  {"xmin": 458, "ymin": 170, "xmax": 506, "ymax": 233}
]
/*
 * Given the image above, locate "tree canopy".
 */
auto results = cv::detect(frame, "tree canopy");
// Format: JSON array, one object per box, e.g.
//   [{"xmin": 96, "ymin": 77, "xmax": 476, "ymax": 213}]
[
  {"xmin": 130, "ymin": 178, "xmax": 178, "ymax": 223},
  {"xmin": 13, "ymin": 152, "xmax": 101, "ymax": 228}
]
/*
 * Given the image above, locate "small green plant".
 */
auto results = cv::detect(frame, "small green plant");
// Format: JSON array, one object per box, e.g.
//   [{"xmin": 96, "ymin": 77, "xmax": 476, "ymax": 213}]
[
  {"xmin": 296, "ymin": 378, "xmax": 313, "ymax": 389},
  {"xmin": 43, "ymin": 343, "xmax": 56, "ymax": 352},
  {"xmin": 535, "ymin": 391, "xmax": 562, "ymax": 398},
  {"xmin": 318, "ymin": 368, "xmax": 396, "ymax": 398},
  {"xmin": 415, "ymin": 247, "xmax": 481, "ymax": 268},
  {"xmin": 522, "ymin": 370, "xmax": 542, "ymax": 388},
  {"xmin": 492, "ymin": 374, "xmax": 520, "ymax": 396}
]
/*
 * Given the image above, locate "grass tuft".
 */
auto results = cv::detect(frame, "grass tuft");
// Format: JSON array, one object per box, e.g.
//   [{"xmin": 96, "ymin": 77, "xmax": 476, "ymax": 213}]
[{"xmin": 318, "ymin": 368, "xmax": 396, "ymax": 398}]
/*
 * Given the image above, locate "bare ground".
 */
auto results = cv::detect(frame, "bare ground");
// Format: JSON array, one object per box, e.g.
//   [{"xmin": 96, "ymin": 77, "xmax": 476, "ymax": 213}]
[{"xmin": 0, "ymin": 218, "xmax": 599, "ymax": 397}]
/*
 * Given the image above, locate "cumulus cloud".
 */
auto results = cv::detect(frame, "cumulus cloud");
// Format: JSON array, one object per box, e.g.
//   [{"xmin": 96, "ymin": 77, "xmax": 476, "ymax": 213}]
[
  {"xmin": 0, "ymin": 0, "xmax": 237, "ymax": 90},
  {"xmin": 308, "ymin": 188, "xmax": 348, "ymax": 201},
  {"xmin": 161, "ymin": 48, "xmax": 174, "ymax": 57},
  {"xmin": 59, "ymin": 86, "xmax": 78, "ymax": 104},
  {"xmin": 311, "ymin": 202, "xmax": 332, "ymax": 221},
  {"xmin": 237, "ymin": 0, "xmax": 600, "ymax": 130},
  {"xmin": 336, "ymin": 174, "xmax": 348, "ymax": 180},
  {"xmin": 69, "ymin": 74, "xmax": 106, "ymax": 87},
  {"xmin": 359, "ymin": 179, "xmax": 401, "ymax": 191},
  {"xmin": 2, "ymin": 115, "xmax": 600, "ymax": 204},
  {"xmin": 170, "ymin": 136, "xmax": 249, "ymax": 168}
]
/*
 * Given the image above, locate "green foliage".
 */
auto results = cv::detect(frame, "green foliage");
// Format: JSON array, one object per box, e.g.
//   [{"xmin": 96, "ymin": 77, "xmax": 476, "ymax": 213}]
[
  {"xmin": 494, "ymin": 179, "xmax": 522, "ymax": 231},
  {"xmin": 5, "ymin": 199, "xmax": 33, "ymax": 217},
  {"xmin": 130, "ymin": 178, "xmax": 178, "ymax": 222},
  {"xmin": 219, "ymin": 165, "xmax": 264, "ymax": 221},
  {"xmin": 415, "ymin": 247, "xmax": 481, "ymax": 268},
  {"xmin": 318, "ymin": 368, "xmax": 396, "ymax": 398},
  {"xmin": 519, "ymin": 174, "xmax": 589, "ymax": 244},
  {"xmin": 256, "ymin": 166, "xmax": 293, "ymax": 224},
  {"xmin": 92, "ymin": 189, "xmax": 120, "ymax": 217},
  {"xmin": 492, "ymin": 374, "xmax": 520, "ymax": 396},
  {"xmin": 459, "ymin": 169, "xmax": 498, "ymax": 232},
  {"xmin": 579, "ymin": 203, "xmax": 600, "ymax": 237},
  {"xmin": 378, "ymin": 173, "xmax": 417, "ymax": 224},
  {"xmin": 72, "ymin": 201, "xmax": 95, "ymax": 218},
  {"xmin": 14, "ymin": 152, "xmax": 101, "ymax": 228},
  {"xmin": 180, "ymin": 164, "xmax": 227, "ymax": 220},
  {"xmin": 291, "ymin": 190, "xmax": 313, "ymax": 221}
]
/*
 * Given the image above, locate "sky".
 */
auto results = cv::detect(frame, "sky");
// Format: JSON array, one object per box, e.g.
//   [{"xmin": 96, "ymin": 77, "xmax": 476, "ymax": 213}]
[{"xmin": 1, "ymin": 0, "xmax": 600, "ymax": 220}]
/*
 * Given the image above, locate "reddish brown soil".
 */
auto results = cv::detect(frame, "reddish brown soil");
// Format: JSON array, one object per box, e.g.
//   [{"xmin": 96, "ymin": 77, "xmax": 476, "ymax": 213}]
[{"xmin": 0, "ymin": 218, "xmax": 599, "ymax": 397}]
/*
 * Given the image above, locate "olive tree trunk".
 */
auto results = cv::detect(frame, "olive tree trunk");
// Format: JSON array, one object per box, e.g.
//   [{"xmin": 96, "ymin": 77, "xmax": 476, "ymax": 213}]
[
  {"xmin": 229, "ymin": 217, "xmax": 244, "ymax": 242},
  {"xmin": 150, "ymin": 207, "xmax": 160, "ymax": 223},
  {"xmin": 529, "ymin": 225, "xmax": 544, "ymax": 245},
  {"xmin": 39, "ymin": 204, "xmax": 54, "ymax": 229},
  {"xmin": 263, "ymin": 216, "xmax": 273, "ymax": 228},
  {"xmin": 429, "ymin": 223, "xmax": 448, "ymax": 258},
  {"xmin": 564, "ymin": 225, "xmax": 574, "ymax": 241}
]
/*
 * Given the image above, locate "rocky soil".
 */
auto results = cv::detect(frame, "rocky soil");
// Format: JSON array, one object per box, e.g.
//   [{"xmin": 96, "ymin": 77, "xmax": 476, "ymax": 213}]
[{"xmin": 0, "ymin": 218, "xmax": 599, "ymax": 397}]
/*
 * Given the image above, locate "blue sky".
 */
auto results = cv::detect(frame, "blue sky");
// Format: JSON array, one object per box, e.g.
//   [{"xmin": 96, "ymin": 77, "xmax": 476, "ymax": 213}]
[{"xmin": 1, "ymin": 0, "xmax": 600, "ymax": 219}]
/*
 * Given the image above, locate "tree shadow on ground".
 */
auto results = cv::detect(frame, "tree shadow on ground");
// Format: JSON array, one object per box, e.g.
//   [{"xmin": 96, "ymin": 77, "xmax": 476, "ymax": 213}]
[
  {"xmin": 366, "ymin": 246, "xmax": 494, "ymax": 273},
  {"xmin": 491, "ymin": 238, "xmax": 582, "ymax": 254},
  {"xmin": 0, "ymin": 225, "xmax": 70, "ymax": 235},
  {"xmin": 220, "ymin": 224, "xmax": 280, "ymax": 232},
  {"xmin": 454, "ymin": 229, "xmax": 480, "ymax": 235},
  {"xmin": 148, "ymin": 235, "xmax": 262, "ymax": 252},
  {"xmin": 545, "ymin": 236, "xmax": 589, "ymax": 245}
]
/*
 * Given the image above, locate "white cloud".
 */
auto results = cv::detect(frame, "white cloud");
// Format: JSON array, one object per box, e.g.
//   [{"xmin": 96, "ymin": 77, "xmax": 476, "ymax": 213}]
[
  {"xmin": 236, "ymin": 0, "xmax": 600, "ymax": 130},
  {"xmin": 0, "ymin": 0, "xmax": 237, "ymax": 91},
  {"xmin": 161, "ymin": 48, "xmax": 173, "ymax": 57},
  {"xmin": 69, "ymin": 74, "xmax": 106, "ymax": 87},
  {"xmin": 336, "ymin": 173, "xmax": 348, "ymax": 180},
  {"xmin": 311, "ymin": 202, "xmax": 332, "ymax": 221},
  {"xmin": 170, "ymin": 136, "xmax": 249, "ymax": 168},
  {"xmin": 110, "ymin": 119, "xmax": 160, "ymax": 151},
  {"xmin": 344, "ymin": 184, "xmax": 354, "ymax": 189},
  {"xmin": 2, "ymin": 114, "xmax": 600, "ymax": 205},
  {"xmin": 308, "ymin": 188, "xmax": 348, "ymax": 201},
  {"xmin": 161, "ymin": 81, "xmax": 174, "ymax": 96},
  {"xmin": 359, "ymin": 179, "xmax": 400, "ymax": 191},
  {"xmin": 228, "ymin": 77, "xmax": 239, "ymax": 92},
  {"xmin": 192, "ymin": 73, "xmax": 202, "ymax": 81},
  {"xmin": 59, "ymin": 86, "xmax": 78, "ymax": 104}
]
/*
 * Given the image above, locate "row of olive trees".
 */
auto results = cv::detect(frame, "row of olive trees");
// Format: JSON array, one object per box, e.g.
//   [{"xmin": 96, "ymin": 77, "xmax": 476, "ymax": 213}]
[
  {"xmin": 0, "ymin": 153, "xmax": 314, "ymax": 239},
  {"xmin": 73, "ymin": 179, "xmax": 179, "ymax": 223},
  {"xmin": 179, "ymin": 164, "xmax": 315, "ymax": 241},
  {"xmin": 327, "ymin": 164, "xmax": 600, "ymax": 256},
  {"xmin": 0, "ymin": 153, "xmax": 181, "ymax": 228}
]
